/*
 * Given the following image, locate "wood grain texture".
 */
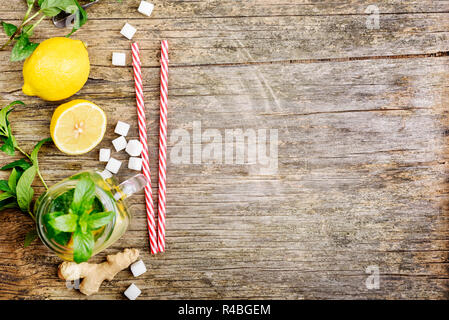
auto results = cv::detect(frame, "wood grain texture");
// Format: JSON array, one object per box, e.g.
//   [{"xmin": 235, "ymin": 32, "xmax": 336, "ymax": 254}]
[{"xmin": 0, "ymin": 0, "xmax": 449, "ymax": 300}]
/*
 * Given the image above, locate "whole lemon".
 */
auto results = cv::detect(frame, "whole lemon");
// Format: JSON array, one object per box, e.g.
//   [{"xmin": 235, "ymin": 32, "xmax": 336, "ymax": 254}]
[{"xmin": 22, "ymin": 37, "xmax": 90, "ymax": 101}]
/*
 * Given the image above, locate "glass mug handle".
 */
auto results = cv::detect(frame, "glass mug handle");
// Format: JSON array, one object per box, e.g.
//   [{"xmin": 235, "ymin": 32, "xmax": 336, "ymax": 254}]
[{"xmin": 114, "ymin": 174, "xmax": 149, "ymax": 200}]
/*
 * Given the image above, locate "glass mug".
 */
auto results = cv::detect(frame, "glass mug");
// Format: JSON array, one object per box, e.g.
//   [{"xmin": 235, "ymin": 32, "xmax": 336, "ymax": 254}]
[{"xmin": 35, "ymin": 171, "xmax": 147, "ymax": 261}]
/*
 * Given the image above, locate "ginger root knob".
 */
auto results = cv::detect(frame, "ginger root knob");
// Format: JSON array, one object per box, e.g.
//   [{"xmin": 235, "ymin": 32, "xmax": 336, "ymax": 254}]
[{"xmin": 58, "ymin": 248, "xmax": 140, "ymax": 296}]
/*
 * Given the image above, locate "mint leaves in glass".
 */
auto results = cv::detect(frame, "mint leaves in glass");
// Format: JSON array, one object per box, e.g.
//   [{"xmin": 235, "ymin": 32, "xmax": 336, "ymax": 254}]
[{"xmin": 44, "ymin": 176, "xmax": 115, "ymax": 263}]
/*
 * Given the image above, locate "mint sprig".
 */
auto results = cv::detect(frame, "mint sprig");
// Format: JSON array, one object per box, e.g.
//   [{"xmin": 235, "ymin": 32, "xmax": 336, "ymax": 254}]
[
  {"xmin": 0, "ymin": 101, "xmax": 52, "ymax": 246},
  {"xmin": 16, "ymin": 165, "xmax": 37, "ymax": 214},
  {"xmin": 46, "ymin": 177, "xmax": 115, "ymax": 263},
  {"xmin": 0, "ymin": 101, "xmax": 50, "ymax": 191},
  {"xmin": 1, "ymin": 0, "xmax": 123, "ymax": 61},
  {"xmin": 0, "ymin": 138, "xmax": 49, "ymax": 218}
]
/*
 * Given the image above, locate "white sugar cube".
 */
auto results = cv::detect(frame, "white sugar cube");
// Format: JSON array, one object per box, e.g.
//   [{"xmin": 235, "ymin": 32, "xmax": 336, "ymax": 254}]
[
  {"xmin": 124, "ymin": 283, "xmax": 141, "ymax": 300},
  {"xmin": 115, "ymin": 121, "xmax": 130, "ymax": 137},
  {"xmin": 130, "ymin": 259, "xmax": 147, "ymax": 277},
  {"xmin": 99, "ymin": 148, "xmax": 111, "ymax": 162},
  {"xmin": 128, "ymin": 157, "xmax": 143, "ymax": 171},
  {"xmin": 126, "ymin": 140, "xmax": 143, "ymax": 157},
  {"xmin": 112, "ymin": 136, "xmax": 127, "ymax": 152},
  {"xmin": 112, "ymin": 52, "xmax": 126, "ymax": 66},
  {"xmin": 106, "ymin": 157, "xmax": 122, "ymax": 174},
  {"xmin": 99, "ymin": 169, "xmax": 113, "ymax": 180},
  {"xmin": 138, "ymin": 1, "xmax": 154, "ymax": 17},
  {"xmin": 120, "ymin": 23, "xmax": 137, "ymax": 40}
]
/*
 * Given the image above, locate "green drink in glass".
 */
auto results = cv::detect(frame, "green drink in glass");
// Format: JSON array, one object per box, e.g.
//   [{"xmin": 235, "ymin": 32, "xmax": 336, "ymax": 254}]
[{"xmin": 35, "ymin": 170, "xmax": 147, "ymax": 261}]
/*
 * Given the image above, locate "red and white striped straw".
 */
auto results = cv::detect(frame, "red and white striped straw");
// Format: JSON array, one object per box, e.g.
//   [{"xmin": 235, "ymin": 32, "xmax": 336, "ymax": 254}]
[
  {"xmin": 157, "ymin": 40, "xmax": 169, "ymax": 252},
  {"xmin": 131, "ymin": 42, "xmax": 158, "ymax": 254}
]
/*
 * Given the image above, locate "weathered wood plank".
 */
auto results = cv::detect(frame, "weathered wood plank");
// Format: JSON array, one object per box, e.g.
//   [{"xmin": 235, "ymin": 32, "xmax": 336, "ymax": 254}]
[
  {"xmin": 0, "ymin": 0, "xmax": 449, "ymax": 300},
  {"xmin": 1, "ymin": 54, "xmax": 449, "ymax": 299},
  {"xmin": 0, "ymin": 0, "xmax": 448, "ymax": 69}
]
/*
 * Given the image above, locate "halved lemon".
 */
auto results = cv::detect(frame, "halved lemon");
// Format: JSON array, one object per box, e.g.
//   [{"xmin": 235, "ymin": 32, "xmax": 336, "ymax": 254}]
[{"xmin": 50, "ymin": 100, "xmax": 107, "ymax": 155}]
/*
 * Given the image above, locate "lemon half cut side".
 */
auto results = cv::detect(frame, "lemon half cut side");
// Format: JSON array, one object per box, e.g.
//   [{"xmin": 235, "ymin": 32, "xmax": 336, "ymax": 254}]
[{"xmin": 50, "ymin": 100, "xmax": 107, "ymax": 155}]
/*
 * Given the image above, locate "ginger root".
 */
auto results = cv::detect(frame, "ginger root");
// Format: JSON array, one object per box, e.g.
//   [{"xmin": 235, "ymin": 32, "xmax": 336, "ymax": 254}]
[{"xmin": 58, "ymin": 248, "xmax": 139, "ymax": 296}]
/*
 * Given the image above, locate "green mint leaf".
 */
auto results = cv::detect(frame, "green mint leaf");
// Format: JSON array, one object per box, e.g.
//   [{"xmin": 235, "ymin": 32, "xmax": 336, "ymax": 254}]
[
  {"xmin": 73, "ymin": 227, "xmax": 94, "ymax": 263},
  {"xmin": 43, "ymin": 211, "xmax": 73, "ymax": 246},
  {"xmin": 0, "ymin": 102, "xmax": 22, "ymax": 156},
  {"xmin": 0, "ymin": 101, "xmax": 24, "ymax": 134},
  {"xmin": 24, "ymin": 228, "xmax": 38, "ymax": 248},
  {"xmin": 53, "ymin": 232, "xmax": 71, "ymax": 246},
  {"xmin": 0, "ymin": 136, "xmax": 15, "ymax": 156},
  {"xmin": 39, "ymin": 0, "xmax": 77, "ymax": 17},
  {"xmin": 71, "ymin": 177, "xmax": 95, "ymax": 215},
  {"xmin": 79, "ymin": 220, "xmax": 87, "ymax": 233},
  {"xmin": 11, "ymin": 34, "xmax": 39, "ymax": 62},
  {"xmin": 0, "ymin": 198, "xmax": 17, "ymax": 210},
  {"xmin": 7, "ymin": 123, "xmax": 17, "ymax": 148},
  {"xmin": 78, "ymin": 210, "xmax": 89, "ymax": 233},
  {"xmin": 16, "ymin": 165, "xmax": 36, "ymax": 213},
  {"xmin": 49, "ymin": 0, "xmax": 77, "ymax": 10},
  {"xmin": 41, "ymin": 7, "xmax": 62, "ymax": 17},
  {"xmin": 1, "ymin": 22, "xmax": 17, "ymax": 37},
  {"xmin": 0, "ymin": 100, "xmax": 25, "ymax": 122},
  {"xmin": 87, "ymin": 211, "xmax": 115, "ymax": 229},
  {"xmin": 0, "ymin": 192, "xmax": 14, "ymax": 202},
  {"xmin": 67, "ymin": 1, "xmax": 87, "ymax": 36},
  {"xmin": 50, "ymin": 189, "xmax": 73, "ymax": 212},
  {"xmin": 0, "ymin": 180, "xmax": 10, "ymax": 192},
  {"xmin": 22, "ymin": 25, "xmax": 34, "ymax": 37},
  {"xmin": 48, "ymin": 212, "xmax": 78, "ymax": 232},
  {"xmin": 1, "ymin": 159, "xmax": 32, "ymax": 171},
  {"xmin": 31, "ymin": 137, "xmax": 52, "ymax": 165},
  {"xmin": 45, "ymin": 210, "xmax": 64, "ymax": 221},
  {"xmin": 8, "ymin": 133, "xmax": 17, "ymax": 149},
  {"xmin": 8, "ymin": 168, "xmax": 19, "ymax": 194}
]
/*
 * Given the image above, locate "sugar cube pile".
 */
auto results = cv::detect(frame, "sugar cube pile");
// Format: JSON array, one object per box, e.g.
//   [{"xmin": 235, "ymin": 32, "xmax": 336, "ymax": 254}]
[
  {"xmin": 130, "ymin": 260, "xmax": 147, "ymax": 277},
  {"xmin": 99, "ymin": 121, "xmax": 146, "ymax": 176},
  {"xmin": 124, "ymin": 283, "xmax": 141, "ymax": 300}
]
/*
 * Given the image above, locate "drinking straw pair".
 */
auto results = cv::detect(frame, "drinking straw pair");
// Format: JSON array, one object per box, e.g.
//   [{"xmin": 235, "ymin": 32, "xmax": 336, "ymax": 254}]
[{"xmin": 131, "ymin": 41, "xmax": 168, "ymax": 254}]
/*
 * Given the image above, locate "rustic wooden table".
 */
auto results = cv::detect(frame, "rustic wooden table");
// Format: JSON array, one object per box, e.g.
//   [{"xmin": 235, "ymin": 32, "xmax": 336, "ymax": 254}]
[{"xmin": 0, "ymin": 0, "xmax": 448, "ymax": 300}]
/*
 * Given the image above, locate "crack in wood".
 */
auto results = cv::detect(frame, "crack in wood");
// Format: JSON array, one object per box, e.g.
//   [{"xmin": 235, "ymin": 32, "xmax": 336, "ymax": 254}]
[{"xmin": 171, "ymin": 51, "xmax": 449, "ymax": 68}]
